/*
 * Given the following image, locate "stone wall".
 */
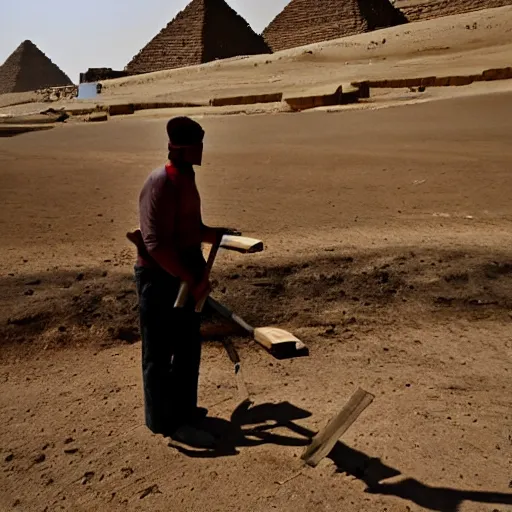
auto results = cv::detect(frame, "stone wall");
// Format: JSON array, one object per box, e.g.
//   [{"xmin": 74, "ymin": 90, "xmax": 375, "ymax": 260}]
[
  {"xmin": 38, "ymin": 85, "xmax": 78, "ymax": 102},
  {"xmin": 80, "ymin": 68, "xmax": 128, "ymax": 84},
  {"xmin": 263, "ymin": 0, "xmax": 407, "ymax": 53},
  {"xmin": 0, "ymin": 40, "xmax": 72, "ymax": 94},
  {"xmin": 126, "ymin": 0, "xmax": 270, "ymax": 76},
  {"xmin": 394, "ymin": 0, "xmax": 512, "ymax": 21}
]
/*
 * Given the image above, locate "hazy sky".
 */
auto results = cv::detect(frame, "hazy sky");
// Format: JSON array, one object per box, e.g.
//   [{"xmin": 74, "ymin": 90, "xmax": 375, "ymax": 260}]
[{"xmin": 1, "ymin": 0, "xmax": 289, "ymax": 82}]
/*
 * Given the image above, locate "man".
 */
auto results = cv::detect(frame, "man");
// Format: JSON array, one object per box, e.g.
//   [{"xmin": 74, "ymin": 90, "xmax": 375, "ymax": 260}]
[{"xmin": 132, "ymin": 117, "xmax": 231, "ymax": 448}]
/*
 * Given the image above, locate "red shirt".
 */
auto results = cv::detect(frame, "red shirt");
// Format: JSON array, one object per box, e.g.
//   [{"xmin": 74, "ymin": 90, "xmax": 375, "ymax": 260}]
[{"xmin": 138, "ymin": 163, "xmax": 205, "ymax": 276}]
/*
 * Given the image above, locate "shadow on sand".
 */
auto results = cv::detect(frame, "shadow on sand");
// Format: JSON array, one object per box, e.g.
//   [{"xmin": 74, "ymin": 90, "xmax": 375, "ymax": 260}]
[{"xmin": 169, "ymin": 401, "xmax": 512, "ymax": 512}]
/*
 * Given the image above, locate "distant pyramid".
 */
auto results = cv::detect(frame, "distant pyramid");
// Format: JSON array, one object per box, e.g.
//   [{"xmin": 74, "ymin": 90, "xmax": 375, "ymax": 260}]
[
  {"xmin": 263, "ymin": 0, "xmax": 407, "ymax": 52},
  {"xmin": 126, "ymin": 0, "xmax": 271, "ymax": 75},
  {"xmin": 394, "ymin": 0, "xmax": 512, "ymax": 22},
  {"xmin": 0, "ymin": 40, "xmax": 73, "ymax": 94}
]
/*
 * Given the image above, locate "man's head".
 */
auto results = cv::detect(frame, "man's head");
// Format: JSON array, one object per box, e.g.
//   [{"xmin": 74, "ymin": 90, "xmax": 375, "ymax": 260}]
[{"xmin": 167, "ymin": 117, "xmax": 205, "ymax": 166}]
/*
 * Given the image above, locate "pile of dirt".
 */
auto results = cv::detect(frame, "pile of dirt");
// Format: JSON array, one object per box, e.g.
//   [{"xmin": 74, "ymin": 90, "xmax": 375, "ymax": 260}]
[
  {"xmin": 263, "ymin": 0, "xmax": 407, "ymax": 52},
  {"xmin": 395, "ymin": 0, "xmax": 512, "ymax": 22},
  {"xmin": 0, "ymin": 40, "xmax": 72, "ymax": 95},
  {"xmin": 2, "ymin": 247, "xmax": 512, "ymax": 358},
  {"xmin": 126, "ymin": 0, "xmax": 270, "ymax": 75}
]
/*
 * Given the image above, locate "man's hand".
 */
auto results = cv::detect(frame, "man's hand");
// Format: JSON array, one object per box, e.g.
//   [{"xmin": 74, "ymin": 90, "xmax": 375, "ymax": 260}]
[
  {"xmin": 190, "ymin": 275, "xmax": 211, "ymax": 303},
  {"xmin": 202, "ymin": 226, "xmax": 241, "ymax": 245},
  {"xmin": 127, "ymin": 229, "xmax": 146, "ymax": 255},
  {"xmin": 220, "ymin": 227, "xmax": 242, "ymax": 237}
]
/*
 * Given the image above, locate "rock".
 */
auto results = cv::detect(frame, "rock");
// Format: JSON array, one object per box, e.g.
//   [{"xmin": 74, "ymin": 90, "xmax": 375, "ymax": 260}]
[
  {"xmin": 121, "ymin": 467, "xmax": 134, "ymax": 478},
  {"xmin": 25, "ymin": 279, "xmax": 41, "ymax": 286},
  {"xmin": 5, "ymin": 453, "xmax": 14, "ymax": 462},
  {"xmin": 64, "ymin": 448, "xmax": 78, "ymax": 454},
  {"xmin": 24, "ymin": 289, "xmax": 35, "ymax": 296},
  {"xmin": 140, "ymin": 484, "xmax": 160, "ymax": 499},
  {"xmin": 76, "ymin": 273, "xmax": 85, "ymax": 282},
  {"xmin": 81, "ymin": 471, "xmax": 94, "ymax": 485},
  {"xmin": 87, "ymin": 112, "xmax": 108, "ymax": 123},
  {"xmin": 108, "ymin": 104, "xmax": 135, "ymax": 116},
  {"xmin": 34, "ymin": 454, "xmax": 46, "ymax": 464}
]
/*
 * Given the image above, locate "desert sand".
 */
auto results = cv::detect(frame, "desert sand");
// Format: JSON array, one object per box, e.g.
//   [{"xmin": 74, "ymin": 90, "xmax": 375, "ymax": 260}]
[{"xmin": 1, "ymin": 7, "xmax": 511, "ymax": 512}]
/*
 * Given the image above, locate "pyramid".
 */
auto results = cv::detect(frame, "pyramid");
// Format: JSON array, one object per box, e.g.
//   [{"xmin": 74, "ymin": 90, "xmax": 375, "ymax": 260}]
[
  {"xmin": 0, "ymin": 40, "xmax": 73, "ymax": 94},
  {"xmin": 394, "ymin": 0, "xmax": 512, "ymax": 22},
  {"xmin": 263, "ymin": 0, "xmax": 407, "ymax": 52},
  {"xmin": 126, "ymin": 0, "xmax": 271, "ymax": 75}
]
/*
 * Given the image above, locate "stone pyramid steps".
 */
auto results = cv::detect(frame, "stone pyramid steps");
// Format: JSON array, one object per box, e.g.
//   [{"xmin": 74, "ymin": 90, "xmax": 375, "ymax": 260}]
[
  {"xmin": 263, "ymin": 0, "xmax": 407, "ymax": 53},
  {"xmin": 126, "ymin": 0, "xmax": 270, "ymax": 75},
  {"xmin": 395, "ymin": 0, "xmax": 512, "ymax": 22},
  {"xmin": 0, "ymin": 40, "xmax": 72, "ymax": 94}
]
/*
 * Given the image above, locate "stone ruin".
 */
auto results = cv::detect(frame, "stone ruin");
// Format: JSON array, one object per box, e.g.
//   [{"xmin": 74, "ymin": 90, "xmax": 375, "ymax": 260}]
[
  {"xmin": 394, "ymin": 0, "xmax": 512, "ymax": 22},
  {"xmin": 80, "ymin": 68, "xmax": 128, "ymax": 84},
  {"xmin": 126, "ymin": 0, "xmax": 271, "ymax": 75},
  {"xmin": 0, "ymin": 40, "xmax": 72, "ymax": 94},
  {"xmin": 263, "ymin": 0, "xmax": 407, "ymax": 52},
  {"xmin": 38, "ymin": 85, "xmax": 78, "ymax": 102}
]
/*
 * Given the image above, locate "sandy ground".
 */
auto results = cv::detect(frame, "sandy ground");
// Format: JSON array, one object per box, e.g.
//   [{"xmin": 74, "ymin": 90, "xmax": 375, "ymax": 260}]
[{"xmin": 1, "ymin": 85, "xmax": 511, "ymax": 512}]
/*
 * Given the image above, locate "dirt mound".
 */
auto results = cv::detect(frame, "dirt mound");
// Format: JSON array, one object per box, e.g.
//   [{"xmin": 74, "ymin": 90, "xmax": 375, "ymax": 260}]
[
  {"xmin": 126, "ymin": 0, "xmax": 270, "ymax": 75},
  {"xmin": 263, "ymin": 0, "xmax": 407, "ymax": 52},
  {"xmin": 395, "ymin": 0, "xmax": 512, "ymax": 22},
  {"xmin": 0, "ymin": 40, "xmax": 72, "ymax": 95},
  {"xmin": 2, "ymin": 247, "xmax": 511, "ymax": 359}
]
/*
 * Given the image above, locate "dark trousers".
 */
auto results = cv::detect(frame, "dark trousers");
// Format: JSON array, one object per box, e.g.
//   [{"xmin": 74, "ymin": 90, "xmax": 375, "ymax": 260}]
[{"xmin": 134, "ymin": 265, "xmax": 202, "ymax": 435}]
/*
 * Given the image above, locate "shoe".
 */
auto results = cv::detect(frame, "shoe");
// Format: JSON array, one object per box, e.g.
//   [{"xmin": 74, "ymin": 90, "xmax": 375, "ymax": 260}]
[{"xmin": 171, "ymin": 424, "xmax": 216, "ymax": 449}]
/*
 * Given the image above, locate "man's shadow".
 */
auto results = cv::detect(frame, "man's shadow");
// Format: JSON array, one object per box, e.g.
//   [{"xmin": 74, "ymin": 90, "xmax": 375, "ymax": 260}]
[{"xmin": 169, "ymin": 401, "xmax": 512, "ymax": 512}]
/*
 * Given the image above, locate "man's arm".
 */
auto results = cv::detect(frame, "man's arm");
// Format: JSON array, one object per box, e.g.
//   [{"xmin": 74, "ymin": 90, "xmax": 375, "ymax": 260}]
[
  {"xmin": 201, "ymin": 223, "xmax": 241, "ymax": 245},
  {"xmin": 148, "ymin": 245, "xmax": 196, "ymax": 285}
]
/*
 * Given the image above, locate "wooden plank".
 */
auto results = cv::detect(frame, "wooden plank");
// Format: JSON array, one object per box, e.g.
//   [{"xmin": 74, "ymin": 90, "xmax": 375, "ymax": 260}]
[
  {"xmin": 302, "ymin": 388, "xmax": 374, "ymax": 467},
  {"xmin": 220, "ymin": 235, "xmax": 263, "ymax": 254},
  {"xmin": 207, "ymin": 298, "xmax": 309, "ymax": 360},
  {"xmin": 254, "ymin": 327, "xmax": 309, "ymax": 359}
]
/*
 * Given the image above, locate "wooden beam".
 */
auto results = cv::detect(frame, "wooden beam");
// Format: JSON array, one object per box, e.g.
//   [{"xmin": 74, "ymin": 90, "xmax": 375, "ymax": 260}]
[{"xmin": 302, "ymin": 388, "xmax": 374, "ymax": 467}]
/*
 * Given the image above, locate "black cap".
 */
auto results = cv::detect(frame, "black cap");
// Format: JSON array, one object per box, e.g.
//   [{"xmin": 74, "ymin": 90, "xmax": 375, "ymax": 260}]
[{"xmin": 166, "ymin": 117, "xmax": 204, "ymax": 146}]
